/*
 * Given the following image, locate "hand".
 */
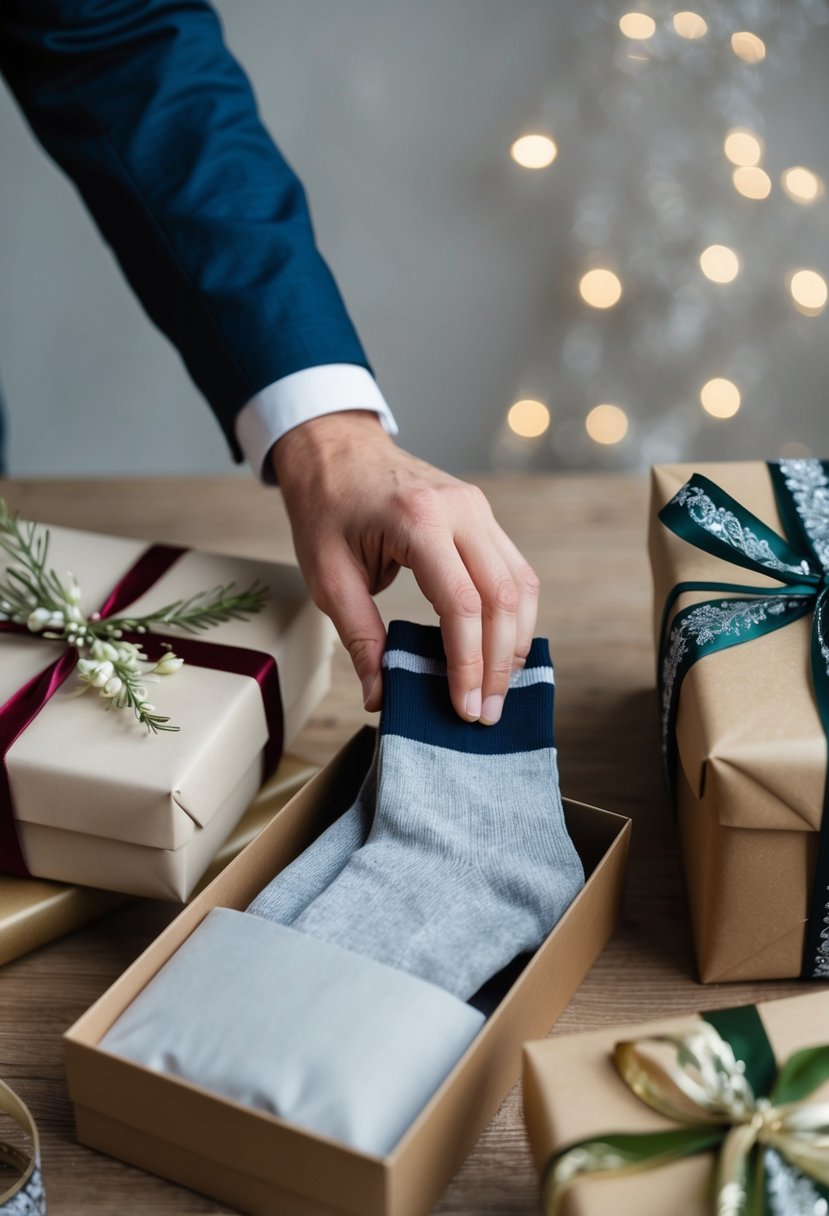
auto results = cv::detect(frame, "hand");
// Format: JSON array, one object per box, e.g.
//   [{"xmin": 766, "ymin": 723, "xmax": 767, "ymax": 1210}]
[{"xmin": 271, "ymin": 411, "xmax": 540, "ymax": 724}]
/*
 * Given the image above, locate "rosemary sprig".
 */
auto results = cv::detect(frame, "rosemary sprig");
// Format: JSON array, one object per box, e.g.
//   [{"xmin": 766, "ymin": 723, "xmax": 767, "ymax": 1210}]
[
  {"xmin": 0, "ymin": 498, "xmax": 269, "ymax": 734},
  {"xmin": 103, "ymin": 580, "xmax": 271, "ymax": 635},
  {"xmin": 0, "ymin": 499, "xmax": 77, "ymax": 621}
]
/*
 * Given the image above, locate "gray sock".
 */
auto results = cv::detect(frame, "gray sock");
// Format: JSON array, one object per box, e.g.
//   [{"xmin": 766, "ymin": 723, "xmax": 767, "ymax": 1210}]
[
  {"xmin": 246, "ymin": 750, "xmax": 376, "ymax": 924},
  {"xmin": 290, "ymin": 622, "xmax": 584, "ymax": 1001}
]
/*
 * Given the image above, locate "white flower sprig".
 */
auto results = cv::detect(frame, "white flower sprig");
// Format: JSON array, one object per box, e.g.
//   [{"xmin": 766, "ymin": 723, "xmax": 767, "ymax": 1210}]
[
  {"xmin": 0, "ymin": 499, "xmax": 269, "ymax": 735},
  {"xmin": 73, "ymin": 639, "xmax": 185, "ymax": 734}
]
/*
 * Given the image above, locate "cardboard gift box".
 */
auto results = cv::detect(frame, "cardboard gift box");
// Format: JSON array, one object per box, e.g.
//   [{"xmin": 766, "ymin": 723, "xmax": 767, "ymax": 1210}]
[
  {"xmin": 649, "ymin": 461, "xmax": 828, "ymax": 982},
  {"xmin": 0, "ymin": 753, "xmax": 319, "ymax": 967},
  {"xmin": 0, "ymin": 522, "xmax": 334, "ymax": 900},
  {"xmin": 64, "ymin": 727, "xmax": 630, "ymax": 1216},
  {"xmin": 523, "ymin": 989, "xmax": 829, "ymax": 1216}
]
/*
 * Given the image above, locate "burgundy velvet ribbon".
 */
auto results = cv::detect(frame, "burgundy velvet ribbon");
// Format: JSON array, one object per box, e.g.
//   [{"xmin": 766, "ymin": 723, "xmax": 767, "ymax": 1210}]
[{"xmin": 0, "ymin": 543, "xmax": 283, "ymax": 877}]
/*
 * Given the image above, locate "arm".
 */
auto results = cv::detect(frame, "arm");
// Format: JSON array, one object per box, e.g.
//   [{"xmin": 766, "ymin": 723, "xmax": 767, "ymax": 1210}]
[
  {"xmin": 0, "ymin": 0, "xmax": 368, "ymax": 460},
  {"xmin": 0, "ymin": 0, "xmax": 539, "ymax": 720}
]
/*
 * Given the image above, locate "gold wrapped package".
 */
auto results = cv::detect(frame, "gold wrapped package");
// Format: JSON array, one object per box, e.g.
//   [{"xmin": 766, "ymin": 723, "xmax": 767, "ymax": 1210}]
[
  {"xmin": 0, "ymin": 523, "xmax": 333, "ymax": 901},
  {"xmin": 523, "ymin": 990, "xmax": 829, "ymax": 1216},
  {"xmin": 649, "ymin": 461, "xmax": 827, "ymax": 982}
]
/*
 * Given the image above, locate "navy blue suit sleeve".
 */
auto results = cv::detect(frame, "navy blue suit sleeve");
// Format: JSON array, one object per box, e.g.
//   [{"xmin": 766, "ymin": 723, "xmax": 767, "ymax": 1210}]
[{"xmin": 0, "ymin": 0, "xmax": 370, "ymax": 460}]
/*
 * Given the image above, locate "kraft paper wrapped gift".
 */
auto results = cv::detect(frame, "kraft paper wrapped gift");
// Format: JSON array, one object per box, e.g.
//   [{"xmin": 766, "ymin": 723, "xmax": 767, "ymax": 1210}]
[
  {"xmin": 0, "ymin": 522, "xmax": 334, "ymax": 900},
  {"xmin": 64, "ymin": 727, "xmax": 631, "ymax": 1216},
  {"xmin": 523, "ymin": 989, "xmax": 829, "ymax": 1216},
  {"xmin": 0, "ymin": 753, "xmax": 319, "ymax": 967},
  {"xmin": 649, "ymin": 460, "xmax": 829, "ymax": 982}
]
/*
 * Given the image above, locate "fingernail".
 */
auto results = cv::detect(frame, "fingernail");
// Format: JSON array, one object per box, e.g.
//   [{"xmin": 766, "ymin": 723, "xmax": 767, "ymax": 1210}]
[
  {"xmin": 480, "ymin": 694, "xmax": 503, "ymax": 726},
  {"xmin": 465, "ymin": 688, "xmax": 482, "ymax": 720},
  {"xmin": 362, "ymin": 673, "xmax": 380, "ymax": 709}
]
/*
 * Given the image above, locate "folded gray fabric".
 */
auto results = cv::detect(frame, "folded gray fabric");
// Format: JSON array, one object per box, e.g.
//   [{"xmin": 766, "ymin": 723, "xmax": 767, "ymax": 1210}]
[{"xmin": 101, "ymin": 907, "xmax": 484, "ymax": 1156}]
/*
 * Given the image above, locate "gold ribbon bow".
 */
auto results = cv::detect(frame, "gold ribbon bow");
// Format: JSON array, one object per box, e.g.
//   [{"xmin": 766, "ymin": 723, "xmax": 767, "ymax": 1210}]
[{"xmin": 543, "ymin": 1023, "xmax": 829, "ymax": 1216}]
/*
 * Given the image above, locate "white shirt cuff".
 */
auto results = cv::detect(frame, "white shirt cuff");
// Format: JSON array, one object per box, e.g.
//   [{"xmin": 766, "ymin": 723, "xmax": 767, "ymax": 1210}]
[{"xmin": 235, "ymin": 364, "xmax": 399, "ymax": 483}]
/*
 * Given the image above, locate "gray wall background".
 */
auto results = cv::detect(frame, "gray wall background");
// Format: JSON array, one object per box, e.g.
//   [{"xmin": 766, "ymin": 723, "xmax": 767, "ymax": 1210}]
[{"xmin": 0, "ymin": 1, "xmax": 827, "ymax": 478}]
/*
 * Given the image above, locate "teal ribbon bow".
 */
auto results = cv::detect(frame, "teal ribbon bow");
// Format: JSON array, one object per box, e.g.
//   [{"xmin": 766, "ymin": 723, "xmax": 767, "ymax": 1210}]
[
  {"xmin": 542, "ymin": 1005, "xmax": 829, "ymax": 1216},
  {"xmin": 657, "ymin": 459, "xmax": 829, "ymax": 979}
]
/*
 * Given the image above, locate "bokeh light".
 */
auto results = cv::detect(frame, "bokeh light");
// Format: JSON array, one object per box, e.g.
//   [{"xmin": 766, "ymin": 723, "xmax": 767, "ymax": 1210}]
[
  {"xmin": 731, "ymin": 31, "xmax": 766, "ymax": 62},
  {"xmin": 673, "ymin": 11, "xmax": 707, "ymax": 38},
  {"xmin": 732, "ymin": 166, "xmax": 772, "ymax": 199},
  {"xmin": 699, "ymin": 245, "xmax": 740, "ymax": 284},
  {"xmin": 789, "ymin": 269, "xmax": 828, "ymax": 316},
  {"xmin": 510, "ymin": 133, "xmax": 558, "ymax": 169},
  {"xmin": 781, "ymin": 166, "xmax": 824, "ymax": 204},
  {"xmin": 619, "ymin": 12, "xmax": 656, "ymax": 39},
  {"xmin": 579, "ymin": 268, "xmax": 623, "ymax": 308},
  {"xmin": 724, "ymin": 129, "xmax": 764, "ymax": 167},
  {"xmin": 506, "ymin": 399, "xmax": 551, "ymax": 438},
  {"xmin": 700, "ymin": 378, "xmax": 741, "ymax": 418},
  {"xmin": 585, "ymin": 404, "xmax": 629, "ymax": 444}
]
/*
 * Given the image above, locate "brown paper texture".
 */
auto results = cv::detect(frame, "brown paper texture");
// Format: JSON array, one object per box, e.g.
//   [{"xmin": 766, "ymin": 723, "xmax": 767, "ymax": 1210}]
[
  {"xmin": 0, "ymin": 753, "xmax": 319, "ymax": 966},
  {"xmin": 523, "ymin": 990, "xmax": 829, "ymax": 1216},
  {"xmin": 64, "ymin": 728, "xmax": 631, "ymax": 1216},
  {"xmin": 520, "ymin": 987, "xmax": 826, "ymax": 1216},
  {"xmin": 648, "ymin": 462, "xmax": 824, "ymax": 979},
  {"xmin": 1, "ymin": 522, "xmax": 334, "ymax": 899}
]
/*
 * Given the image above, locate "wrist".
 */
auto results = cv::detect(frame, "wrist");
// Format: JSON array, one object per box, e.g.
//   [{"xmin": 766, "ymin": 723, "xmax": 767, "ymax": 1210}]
[{"xmin": 270, "ymin": 410, "xmax": 391, "ymax": 488}]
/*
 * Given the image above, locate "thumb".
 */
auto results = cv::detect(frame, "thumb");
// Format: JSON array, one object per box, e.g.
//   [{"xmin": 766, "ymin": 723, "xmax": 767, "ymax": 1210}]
[{"xmin": 314, "ymin": 552, "xmax": 387, "ymax": 712}]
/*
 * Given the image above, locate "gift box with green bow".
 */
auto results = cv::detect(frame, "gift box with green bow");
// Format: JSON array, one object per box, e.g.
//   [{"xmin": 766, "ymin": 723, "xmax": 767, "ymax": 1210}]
[
  {"xmin": 649, "ymin": 460, "xmax": 829, "ymax": 982},
  {"xmin": 523, "ymin": 990, "xmax": 829, "ymax": 1216}
]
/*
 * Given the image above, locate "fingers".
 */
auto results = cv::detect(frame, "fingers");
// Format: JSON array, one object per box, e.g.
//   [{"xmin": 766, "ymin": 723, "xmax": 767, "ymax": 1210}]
[
  {"xmin": 407, "ymin": 536, "xmax": 484, "ymax": 721},
  {"xmin": 308, "ymin": 546, "xmax": 387, "ymax": 712},
  {"xmin": 494, "ymin": 529, "xmax": 541, "ymax": 671},
  {"xmin": 454, "ymin": 534, "xmax": 520, "ymax": 726},
  {"xmin": 407, "ymin": 515, "xmax": 540, "ymax": 725}
]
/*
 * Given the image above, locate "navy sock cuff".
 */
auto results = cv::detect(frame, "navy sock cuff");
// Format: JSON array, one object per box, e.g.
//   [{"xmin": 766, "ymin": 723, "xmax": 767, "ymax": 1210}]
[{"xmin": 382, "ymin": 622, "xmax": 555, "ymax": 755}]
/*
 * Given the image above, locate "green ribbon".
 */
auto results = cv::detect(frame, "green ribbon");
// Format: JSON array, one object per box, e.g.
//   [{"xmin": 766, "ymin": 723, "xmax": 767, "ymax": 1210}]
[
  {"xmin": 656, "ymin": 460, "xmax": 829, "ymax": 980},
  {"xmin": 542, "ymin": 1004, "xmax": 829, "ymax": 1216}
]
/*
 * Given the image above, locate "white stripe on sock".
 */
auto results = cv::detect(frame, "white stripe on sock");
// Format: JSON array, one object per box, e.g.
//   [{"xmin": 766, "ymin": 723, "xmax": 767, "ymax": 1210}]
[
  {"xmin": 383, "ymin": 650, "xmax": 446, "ymax": 676},
  {"xmin": 382, "ymin": 650, "xmax": 554, "ymax": 688},
  {"xmin": 509, "ymin": 665, "xmax": 555, "ymax": 689}
]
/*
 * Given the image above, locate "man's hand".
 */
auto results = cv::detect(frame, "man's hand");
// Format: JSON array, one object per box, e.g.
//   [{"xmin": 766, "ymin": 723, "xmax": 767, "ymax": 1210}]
[{"xmin": 272, "ymin": 411, "xmax": 540, "ymax": 724}]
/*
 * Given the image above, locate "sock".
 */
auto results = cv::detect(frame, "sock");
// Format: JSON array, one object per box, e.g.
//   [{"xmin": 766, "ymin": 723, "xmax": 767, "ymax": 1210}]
[
  {"xmin": 246, "ymin": 752, "xmax": 376, "ymax": 924},
  {"xmin": 289, "ymin": 620, "xmax": 584, "ymax": 1001}
]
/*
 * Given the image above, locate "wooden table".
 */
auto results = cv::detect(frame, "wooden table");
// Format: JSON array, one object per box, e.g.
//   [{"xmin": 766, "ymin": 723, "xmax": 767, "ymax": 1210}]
[{"xmin": 0, "ymin": 474, "xmax": 809, "ymax": 1214}]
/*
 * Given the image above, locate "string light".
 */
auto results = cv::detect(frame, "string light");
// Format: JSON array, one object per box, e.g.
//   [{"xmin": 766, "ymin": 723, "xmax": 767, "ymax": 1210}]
[
  {"xmin": 506, "ymin": 399, "xmax": 551, "ymax": 438},
  {"xmin": 789, "ymin": 269, "xmax": 828, "ymax": 316},
  {"xmin": 510, "ymin": 134, "xmax": 558, "ymax": 169},
  {"xmin": 496, "ymin": 5, "xmax": 822, "ymax": 475},
  {"xmin": 699, "ymin": 245, "xmax": 740, "ymax": 284},
  {"xmin": 724, "ymin": 129, "xmax": 764, "ymax": 167},
  {"xmin": 585, "ymin": 404, "xmax": 629, "ymax": 444},
  {"xmin": 619, "ymin": 12, "xmax": 656, "ymax": 39},
  {"xmin": 700, "ymin": 378, "xmax": 741, "ymax": 418},
  {"xmin": 579, "ymin": 268, "xmax": 623, "ymax": 308},
  {"xmin": 673, "ymin": 11, "xmax": 707, "ymax": 38},
  {"xmin": 781, "ymin": 167, "xmax": 824, "ymax": 204},
  {"xmin": 732, "ymin": 166, "xmax": 771, "ymax": 199},
  {"xmin": 731, "ymin": 31, "xmax": 766, "ymax": 62}
]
